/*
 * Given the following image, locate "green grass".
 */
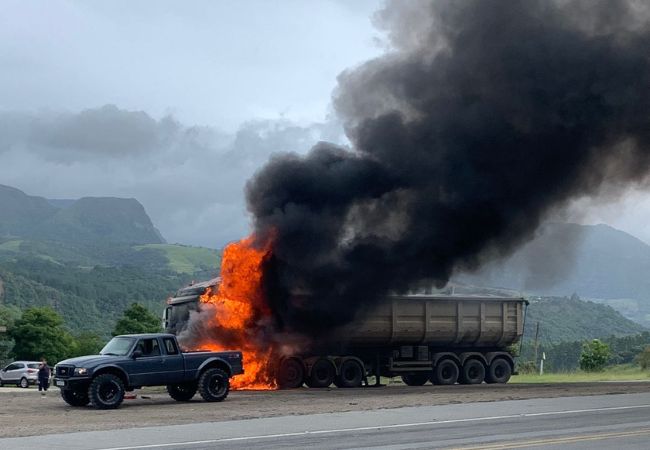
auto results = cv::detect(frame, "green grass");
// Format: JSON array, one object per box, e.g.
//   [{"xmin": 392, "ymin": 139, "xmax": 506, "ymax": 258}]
[
  {"xmin": 512, "ymin": 364, "xmax": 650, "ymax": 383},
  {"xmin": 135, "ymin": 244, "xmax": 220, "ymax": 274},
  {"xmin": 0, "ymin": 240, "xmax": 23, "ymax": 252}
]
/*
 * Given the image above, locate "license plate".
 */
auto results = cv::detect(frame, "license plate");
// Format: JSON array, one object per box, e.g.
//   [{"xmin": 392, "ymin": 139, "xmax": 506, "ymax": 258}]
[{"xmin": 55, "ymin": 380, "xmax": 66, "ymax": 387}]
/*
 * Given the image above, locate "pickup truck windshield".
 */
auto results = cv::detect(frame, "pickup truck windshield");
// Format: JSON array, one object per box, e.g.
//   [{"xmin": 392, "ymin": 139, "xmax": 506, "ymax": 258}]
[{"xmin": 100, "ymin": 337, "xmax": 135, "ymax": 356}]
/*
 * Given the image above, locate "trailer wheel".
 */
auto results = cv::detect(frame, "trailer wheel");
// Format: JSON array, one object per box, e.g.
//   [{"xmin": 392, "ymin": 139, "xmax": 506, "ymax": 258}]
[
  {"xmin": 431, "ymin": 359, "xmax": 459, "ymax": 385},
  {"xmin": 459, "ymin": 359, "xmax": 485, "ymax": 385},
  {"xmin": 401, "ymin": 373, "xmax": 429, "ymax": 386},
  {"xmin": 306, "ymin": 358, "xmax": 335, "ymax": 388},
  {"xmin": 277, "ymin": 358, "xmax": 304, "ymax": 389},
  {"xmin": 486, "ymin": 358, "xmax": 512, "ymax": 384},
  {"xmin": 198, "ymin": 368, "xmax": 229, "ymax": 402},
  {"xmin": 167, "ymin": 381, "xmax": 198, "ymax": 401},
  {"xmin": 88, "ymin": 374, "xmax": 125, "ymax": 409},
  {"xmin": 334, "ymin": 360, "xmax": 363, "ymax": 388}
]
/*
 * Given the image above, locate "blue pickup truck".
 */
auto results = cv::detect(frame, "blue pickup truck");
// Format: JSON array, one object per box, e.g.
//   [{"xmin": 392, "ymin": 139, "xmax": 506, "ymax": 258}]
[{"xmin": 53, "ymin": 333, "xmax": 243, "ymax": 409}]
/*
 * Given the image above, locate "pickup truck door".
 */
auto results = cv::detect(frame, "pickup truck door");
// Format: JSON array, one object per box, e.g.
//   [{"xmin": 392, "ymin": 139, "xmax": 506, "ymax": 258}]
[
  {"xmin": 160, "ymin": 337, "xmax": 185, "ymax": 384},
  {"xmin": 125, "ymin": 338, "xmax": 165, "ymax": 386}
]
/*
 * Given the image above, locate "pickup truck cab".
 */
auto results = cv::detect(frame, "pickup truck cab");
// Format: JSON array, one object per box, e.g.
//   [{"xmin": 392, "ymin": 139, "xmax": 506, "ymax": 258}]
[{"xmin": 53, "ymin": 333, "xmax": 243, "ymax": 409}]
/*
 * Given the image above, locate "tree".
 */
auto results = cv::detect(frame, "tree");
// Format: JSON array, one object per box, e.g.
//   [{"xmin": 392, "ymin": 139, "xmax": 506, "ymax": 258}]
[
  {"xmin": 0, "ymin": 305, "xmax": 21, "ymax": 366},
  {"xmin": 71, "ymin": 331, "xmax": 105, "ymax": 357},
  {"xmin": 9, "ymin": 306, "xmax": 75, "ymax": 364},
  {"xmin": 112, "ymin": 303, "xmax": 161, "ymax": 336},
  {"xmin": 579, "ymin": 339, "xmax": 611, "ymax": 372},
  {"xmin": 636, "ymin": 346, "xmax": 650, "ymax": 370}
]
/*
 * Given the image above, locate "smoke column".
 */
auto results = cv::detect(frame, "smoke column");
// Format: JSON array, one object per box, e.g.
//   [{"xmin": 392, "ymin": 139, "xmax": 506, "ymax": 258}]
[{"xmin": 246, "ymin": 0, "xmax": 650, "ymax": 333}]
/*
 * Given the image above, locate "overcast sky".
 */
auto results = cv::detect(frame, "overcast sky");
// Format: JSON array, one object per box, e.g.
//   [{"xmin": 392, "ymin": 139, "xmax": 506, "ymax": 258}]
[{"xmin": 2, "ymin": 0, "xmax": 650, "ymax": 248}]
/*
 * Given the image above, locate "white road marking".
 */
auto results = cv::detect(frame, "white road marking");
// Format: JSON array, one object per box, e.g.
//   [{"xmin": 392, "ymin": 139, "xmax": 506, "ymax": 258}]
[{"xmin": 98, "ymin": 403, "xmax": 650, "ymax": 450}]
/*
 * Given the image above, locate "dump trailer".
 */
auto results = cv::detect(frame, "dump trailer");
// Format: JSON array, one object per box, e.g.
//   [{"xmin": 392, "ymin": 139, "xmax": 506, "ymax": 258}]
[{"xmin": 163, "ymin": 279, "xmax": 527, "ymax": 389}]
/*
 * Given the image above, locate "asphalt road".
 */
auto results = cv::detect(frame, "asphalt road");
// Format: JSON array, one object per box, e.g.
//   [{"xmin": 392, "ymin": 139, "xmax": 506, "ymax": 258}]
[{"xmin": 1, "ymin": 392, "xmax": 649, "ymax": 449}]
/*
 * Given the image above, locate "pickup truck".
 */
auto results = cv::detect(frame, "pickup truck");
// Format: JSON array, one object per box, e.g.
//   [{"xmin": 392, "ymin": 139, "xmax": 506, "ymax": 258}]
[{"xmin": 53, "ymin": 333, "xmax": 243, "ymax": 409}]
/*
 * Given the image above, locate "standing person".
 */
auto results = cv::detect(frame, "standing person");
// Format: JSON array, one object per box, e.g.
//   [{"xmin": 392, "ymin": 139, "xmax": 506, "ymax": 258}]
[{"xmin": 38, "ymin": 357, "xmax": 50, "ymax": 396}]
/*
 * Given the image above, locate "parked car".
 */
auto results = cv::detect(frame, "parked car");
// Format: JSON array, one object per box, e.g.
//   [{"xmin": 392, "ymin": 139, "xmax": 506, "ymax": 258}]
[{"xmin": 0, "ymin": 361, "xmax": 42, "ymax": 388}]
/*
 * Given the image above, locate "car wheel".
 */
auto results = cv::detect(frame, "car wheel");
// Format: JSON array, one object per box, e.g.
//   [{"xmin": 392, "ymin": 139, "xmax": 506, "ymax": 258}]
[
  {"xmin": 88, "ymin": 374, "xmax": 125, "ymax": 409},
  {"xmin": 167, "ymin": 381, "xmax": 198, "ymax": 401},
  {"xmin": 61, "ymin": 389, "xmax": 90, "ymax": 407},
  {"xmin": 19, "ymin": 377, "xmax": 29, "ymax": 388},
  {"xmin": 198, "ymin": 368, "xmax": 229, "ymax": 402}
]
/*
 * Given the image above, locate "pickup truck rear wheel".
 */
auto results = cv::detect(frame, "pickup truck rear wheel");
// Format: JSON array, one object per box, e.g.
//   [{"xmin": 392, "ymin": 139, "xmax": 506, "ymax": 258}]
[
  {"xmin": 198, "ymin": 368, "xmax": 229, "ymax": 402},
  {"xmin": 88, "ymin": 374, "xmax": 125, "ymax": 409},
  {"xmin": 61, "ymin": 388, "xmax": 90, "ymax": 407},
  {"xmin": 167, "ymin": 381, "xmax": 198, "ymax": 401}
]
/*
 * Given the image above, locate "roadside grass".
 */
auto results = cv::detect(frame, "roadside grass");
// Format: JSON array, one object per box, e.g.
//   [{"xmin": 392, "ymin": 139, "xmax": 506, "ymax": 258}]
[
  {"xmin": 511, "ymin": 364, "xmax": 650, "ymax": 383},
  {"xmin": 135, "ymin": 243, "xmax": 220, "ymax": 274}
]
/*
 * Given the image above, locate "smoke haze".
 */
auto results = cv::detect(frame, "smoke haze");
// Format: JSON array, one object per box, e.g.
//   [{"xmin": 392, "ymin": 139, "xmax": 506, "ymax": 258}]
[{"xmin": 246, "ymin": 0, "xmax": 650, "ymax": 333}]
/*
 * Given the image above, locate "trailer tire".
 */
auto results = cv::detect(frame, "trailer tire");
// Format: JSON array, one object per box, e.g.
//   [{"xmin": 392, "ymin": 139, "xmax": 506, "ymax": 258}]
[
  {"xmin": 61, "ymin": 388, "xmax": 90, "ymax": 407},
  {"xmin": 198, "ymin": 368, "xmax": 229, "ymax": 402},
  {"xmin": 277, "ymin": 358, "xmax": 304, "ymax": 389},
  {"xmin": 88, "ymin": 374, "xmax": 125, "ymax": 409},
  {"xmin": 401, "ymin": 373, "xmax": 429, "ymax": 386},
  {"xmin": 167, "ymin": 381, "xmax": 198, "ymax": 401},
  {"xmin": 306, "ymin": 358, "xmax": 335, "ymax": 388},
  {"xmin": 334, "ymin": 360, "xmax": 363, "ymax": 388},
  {"xmin": 486, "ymin": 358, "xmax": 512, "ymax": 384},
  {"xmin": 459, "ymin": 359, "xmax": 485, "ymax": 385},
  {"xmin": 431, "ymin": 359, "xmax": 459, "ymax": 385}
]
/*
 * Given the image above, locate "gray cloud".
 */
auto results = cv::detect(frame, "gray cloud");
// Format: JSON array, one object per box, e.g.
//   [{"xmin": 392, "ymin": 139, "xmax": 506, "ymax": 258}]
[{"xmin": 0, "ymin": 105, "xmax": 344, "ymax": 247}]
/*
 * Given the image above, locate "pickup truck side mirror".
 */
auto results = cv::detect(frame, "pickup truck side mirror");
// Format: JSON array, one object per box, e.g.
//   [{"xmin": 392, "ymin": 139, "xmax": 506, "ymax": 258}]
[{"xmin": 132, "ymin": 350, "xmax": 143, "ymax": 359}]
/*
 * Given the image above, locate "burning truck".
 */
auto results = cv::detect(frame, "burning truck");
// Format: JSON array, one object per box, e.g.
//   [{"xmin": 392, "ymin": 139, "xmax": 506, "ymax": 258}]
[{"xmin": 162, "ymin": 237, "xmax": 527, "ymax": 390}]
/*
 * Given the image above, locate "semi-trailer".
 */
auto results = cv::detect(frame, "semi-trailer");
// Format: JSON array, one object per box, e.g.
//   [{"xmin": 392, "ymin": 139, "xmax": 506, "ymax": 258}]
[{"xmin": 163, "ymin": 278, "xmax": 527, "ymax": 389}]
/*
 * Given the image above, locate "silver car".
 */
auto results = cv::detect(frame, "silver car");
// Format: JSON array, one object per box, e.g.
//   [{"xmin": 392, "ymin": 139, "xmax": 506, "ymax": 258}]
[{"xmin": 0, "ymin": 361, "xmax": 41, "ymax": 388}]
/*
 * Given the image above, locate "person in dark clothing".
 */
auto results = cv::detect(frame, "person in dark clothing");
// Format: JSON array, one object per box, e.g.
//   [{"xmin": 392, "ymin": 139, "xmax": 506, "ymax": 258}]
[{"xmin": 38, "ymin": 357, "xmax": 50, "ymax": 396}]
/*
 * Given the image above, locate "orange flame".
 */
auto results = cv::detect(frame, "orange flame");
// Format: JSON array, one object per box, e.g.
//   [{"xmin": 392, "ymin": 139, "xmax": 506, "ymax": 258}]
[{"xmin": 197, "ymin": 235, "xmax": 276, "ymax": 390}]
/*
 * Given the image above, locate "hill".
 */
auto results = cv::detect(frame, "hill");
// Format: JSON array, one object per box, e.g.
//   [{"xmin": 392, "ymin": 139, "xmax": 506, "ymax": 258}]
[
  {"xmin": 0, "ymin": 184, "xmax": 164, "ymax": 245},
  {"xmin": 458, "ymin": 223, "xmax": 650, "ymax": 326},
  {"xmin": 523, "ymin": 296, "xmax": 646, "ymax": 346}
]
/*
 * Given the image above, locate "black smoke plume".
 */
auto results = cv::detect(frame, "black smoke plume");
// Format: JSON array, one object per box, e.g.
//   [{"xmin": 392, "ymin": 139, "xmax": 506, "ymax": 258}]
[{"xmin": 246, "ymin": 0, "xmax": 650, "ymax": 333}]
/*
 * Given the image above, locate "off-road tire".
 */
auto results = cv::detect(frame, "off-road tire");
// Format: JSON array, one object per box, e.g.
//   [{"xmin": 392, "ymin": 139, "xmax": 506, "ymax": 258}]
[
  {"xmin": 431, "ymin": 359, "xmax": 460, "ymax": 385},
  {"xmin": 459, "ymin": 359, "xmax": 485, "ymax": 385},
  {"xmin": 198, "ymin": 368, "xmax": 229, "ymax": 402},
  {"xmin": 306, "ymin": 358, "xmax": 335, "ymax": 388},
  {"xmin": 88, "ymin": 374, "xmax": 125, "ymax": 409},
  {"xmin": 401, "ymin": 373, "xmax": 430, "ymax": 386},
  {"xmin": 334, "ymin": 360, "xmax": 364, "ymax": 388},
  {"xmin": 277, "ymin": 358, "xmax": 305, "ymax": 389},
  {"xmin": 486, "ymin": 358, "xmax": 512, "ymax": 384},
  {"xmin": 61, "ymin": 388, "xmax": 90, "ymax": 407},
  {"xmin": 19, "ymin": 377, "xmax": 29, "ymax": 388},
  {"xmin": 167, "ymin": 382, "xmax": 198, "ymax": 401}
]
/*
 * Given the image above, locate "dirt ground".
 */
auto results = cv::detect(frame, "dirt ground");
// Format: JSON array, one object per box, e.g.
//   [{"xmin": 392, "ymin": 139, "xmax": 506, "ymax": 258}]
[{"xmin": 1, "ymin": 381, "xmax": 649, "ymax": 438}]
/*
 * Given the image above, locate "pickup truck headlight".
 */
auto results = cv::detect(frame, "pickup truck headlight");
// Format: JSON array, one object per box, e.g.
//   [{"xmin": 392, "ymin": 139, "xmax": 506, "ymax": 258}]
[{"xmin": 73, "ymin": 367, "xmax": 88, "ymax": 376}]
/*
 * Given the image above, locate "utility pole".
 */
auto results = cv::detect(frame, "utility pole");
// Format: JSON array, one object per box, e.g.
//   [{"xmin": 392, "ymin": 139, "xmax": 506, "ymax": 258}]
[{"xmin": 533, "ymin": 322, "xmax": 540, "ymax": 368}]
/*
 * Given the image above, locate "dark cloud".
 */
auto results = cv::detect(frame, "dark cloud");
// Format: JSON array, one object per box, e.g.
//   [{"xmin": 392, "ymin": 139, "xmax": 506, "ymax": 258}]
[{"xmin": 245, "ymin": 0, "xmax": 650, "ymax": 333}]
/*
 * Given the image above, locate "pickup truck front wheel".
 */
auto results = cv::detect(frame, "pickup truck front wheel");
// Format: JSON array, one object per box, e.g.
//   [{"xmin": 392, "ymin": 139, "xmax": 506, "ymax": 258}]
[
  {"xmin": 61, "ymin": 388, "xmax": 90, "ymax": 407},
  {"xmin": 167, "ymin": 382, "xmax": 198, "ymax": 401},
  {"xmin": 88, "ymin": 374, "xmax": 125, "ymax": 409},
  {"xmin": 198, "ymin": 368, "xmax": 229, "ymax": 402}
]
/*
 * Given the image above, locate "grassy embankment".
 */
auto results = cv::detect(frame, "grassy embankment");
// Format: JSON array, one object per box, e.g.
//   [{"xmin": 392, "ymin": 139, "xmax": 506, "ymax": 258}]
[{"xmin": 511, "ymin": 364, "xmax": 650, "ymax": 383}]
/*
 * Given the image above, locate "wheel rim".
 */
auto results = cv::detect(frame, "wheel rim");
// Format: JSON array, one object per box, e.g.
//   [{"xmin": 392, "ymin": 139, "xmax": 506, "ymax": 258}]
[
  {"xmin": 494, "ymin": 365, "xmax": 504, "ymax": 378},
  {"xmin": 208, "ymin": 375, "xmax": 225, "ymax": 397},
  {"xmin": 20, "ymin": 379, "xmax": 28, "ymax": 388},
  {"xmin": 98, "ymin": 381, "xmax": 120, "ymax": 402},
  {"xmin": 280, "ymin": 360, "xmax": 303, "ymax": 386}
]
